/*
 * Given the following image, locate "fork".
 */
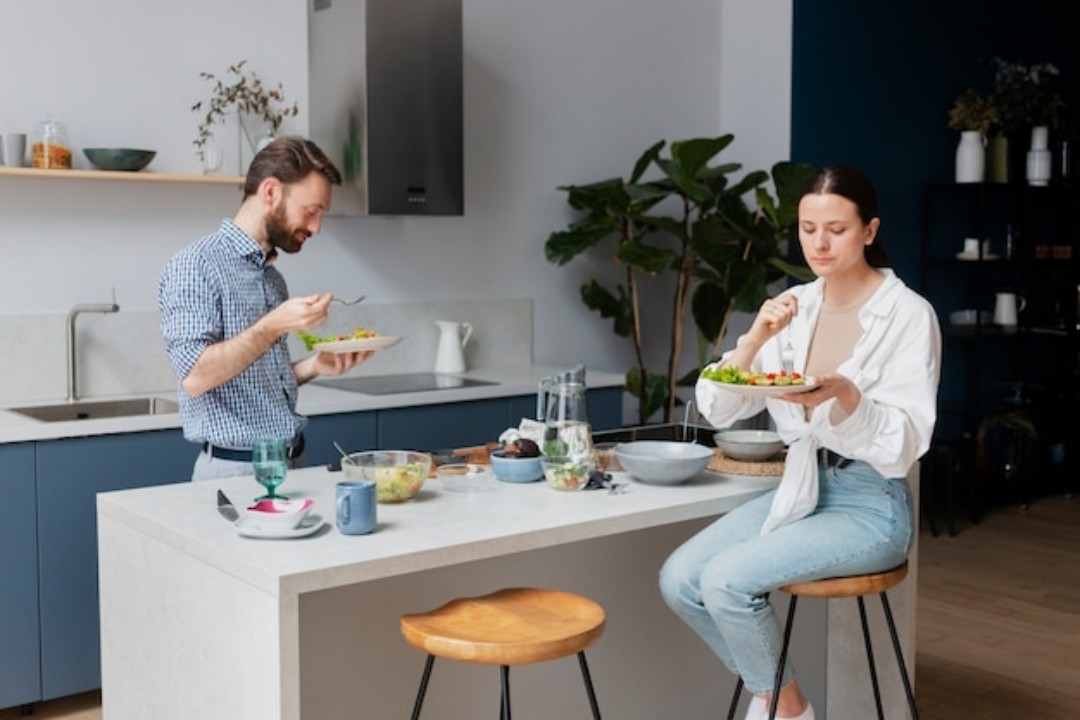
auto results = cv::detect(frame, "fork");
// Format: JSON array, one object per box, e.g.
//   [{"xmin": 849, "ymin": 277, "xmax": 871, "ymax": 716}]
[
  {"xmin": 331, "ymin": 295, "xmax": 366, "ymax": 307},
  {"xmin": 781, "ymin": 333, "xmax": 795, "ymax": 374}
]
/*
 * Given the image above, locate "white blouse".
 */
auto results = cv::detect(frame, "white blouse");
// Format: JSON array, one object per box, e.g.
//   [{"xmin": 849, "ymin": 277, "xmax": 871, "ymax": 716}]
[{"xmin": 695, "ymin": 269, "xmax": 942, "ymax": 534}]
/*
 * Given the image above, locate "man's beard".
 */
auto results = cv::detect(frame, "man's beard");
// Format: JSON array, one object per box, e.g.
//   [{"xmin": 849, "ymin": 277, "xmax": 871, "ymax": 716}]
[{"xmin": 265, "ymin": 204, "xmax": 309, "ymax": 255}]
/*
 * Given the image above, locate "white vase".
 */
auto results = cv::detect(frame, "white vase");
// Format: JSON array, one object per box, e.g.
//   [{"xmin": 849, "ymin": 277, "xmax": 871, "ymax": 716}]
[
  {"xmin": 955, "ymin": 130, "xmax": 985, "ymax": 183},
  {"xmin": 1026, "ymin": 125, "xmax": 1051, "ymax": 187}
]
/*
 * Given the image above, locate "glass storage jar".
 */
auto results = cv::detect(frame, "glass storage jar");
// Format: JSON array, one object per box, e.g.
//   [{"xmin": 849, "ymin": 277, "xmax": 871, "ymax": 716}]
[{"xmin": 32, "ymin": 115, "xmax": 73, "ymax": 169}]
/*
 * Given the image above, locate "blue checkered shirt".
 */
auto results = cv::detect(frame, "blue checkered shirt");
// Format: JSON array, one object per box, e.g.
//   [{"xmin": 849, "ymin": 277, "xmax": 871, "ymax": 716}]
[{"xmin": 159, "ymin": 219, "xmax": 304, "ymax": 448}]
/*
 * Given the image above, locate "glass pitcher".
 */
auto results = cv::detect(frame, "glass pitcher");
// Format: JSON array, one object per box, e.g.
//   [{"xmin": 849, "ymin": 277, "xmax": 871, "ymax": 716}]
[{"xmin": 537, "ymin": 377, "xmax": 593, "ymax": 461}]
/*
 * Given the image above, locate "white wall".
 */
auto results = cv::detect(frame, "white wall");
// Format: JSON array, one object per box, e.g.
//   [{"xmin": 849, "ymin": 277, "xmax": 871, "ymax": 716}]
[{"xmin": 0, "ymin": 0, "xmax": 791, "ymax": 409}]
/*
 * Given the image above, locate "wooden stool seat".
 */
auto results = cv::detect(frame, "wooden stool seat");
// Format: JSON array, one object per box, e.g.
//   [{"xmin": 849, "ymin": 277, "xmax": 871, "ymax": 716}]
[
  {"xmin": 780, "ymin": 561, "xmax": 908, "ymax": 598},
  {"xmin": 401, "ymin": 587, "xmax": 606, "ymax": 666},
  {"xmin": 400, "ymin": 587, "xmax": 606, "ymax": 719},
  {"xmin": 728, "ymin": 561, "xmax": 919, "ymax": 720}
]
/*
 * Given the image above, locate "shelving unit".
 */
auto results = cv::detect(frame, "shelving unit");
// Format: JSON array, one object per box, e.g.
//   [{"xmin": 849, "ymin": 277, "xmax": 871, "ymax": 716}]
[
  {"xmin": 919, "ymin": 182, "xmax": 1078, "ymax": 508},
  {"xmin": 0, "ymin": 166, "xmax": 243, "ymax": 185}
]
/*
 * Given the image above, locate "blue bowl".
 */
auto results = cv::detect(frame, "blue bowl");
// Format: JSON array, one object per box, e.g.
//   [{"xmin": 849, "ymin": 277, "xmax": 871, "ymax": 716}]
[
  {"xmin": 83, "ymin": 147, "xmax": 156, "ymax": 172},
  {"xmin": 489, "ymin": 451, "xmax": 543, "ymax": 483}
]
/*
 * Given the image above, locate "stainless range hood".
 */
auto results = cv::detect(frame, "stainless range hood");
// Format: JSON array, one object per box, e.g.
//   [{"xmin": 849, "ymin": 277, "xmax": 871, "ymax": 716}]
[{"xmin": 309, "ymin": 0, "xmax": 463, "ymax": 216}]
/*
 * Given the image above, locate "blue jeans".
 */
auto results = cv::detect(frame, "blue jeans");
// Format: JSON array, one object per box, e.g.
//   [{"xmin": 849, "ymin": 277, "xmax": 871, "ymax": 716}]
[{"xmin": 658, "ymin": 458, "xmax": 914, "ymax": 694}]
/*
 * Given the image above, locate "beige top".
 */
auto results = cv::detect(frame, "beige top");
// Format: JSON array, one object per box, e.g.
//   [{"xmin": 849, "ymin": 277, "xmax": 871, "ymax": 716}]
[{"xmin": 806, "ymin": 295, "xmax": 868, "ymax": 378}]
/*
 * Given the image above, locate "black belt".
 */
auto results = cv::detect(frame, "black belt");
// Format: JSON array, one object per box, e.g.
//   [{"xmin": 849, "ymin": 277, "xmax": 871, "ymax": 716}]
[
  {"xmin": 819, "ymin": 448, "xmax": 853, "ymax": 469},
  {"xmin": 202, "ymin": 434, "xmax": 305, "ymax": 462}
]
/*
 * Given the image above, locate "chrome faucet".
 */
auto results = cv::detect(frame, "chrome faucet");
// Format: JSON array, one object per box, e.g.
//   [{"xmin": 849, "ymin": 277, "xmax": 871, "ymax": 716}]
[{"xmin": 67, "ymin": 291, "xmax": 120, "ymax": 402}]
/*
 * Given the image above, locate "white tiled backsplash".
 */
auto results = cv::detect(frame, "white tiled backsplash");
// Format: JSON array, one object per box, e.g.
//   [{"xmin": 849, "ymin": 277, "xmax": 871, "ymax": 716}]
[{"xmin": 0, "ymin": 299, "xmax": 533, "ymax": 405}]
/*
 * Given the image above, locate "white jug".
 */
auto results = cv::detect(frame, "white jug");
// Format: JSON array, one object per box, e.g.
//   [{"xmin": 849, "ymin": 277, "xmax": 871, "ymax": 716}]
[
  {"xmin": 993, "ymin": 292, "xmax": 1026, "ymax": 327},
  {"xmin": 433, "ymin": 320, "xmax": 473, "ymax": 374}
]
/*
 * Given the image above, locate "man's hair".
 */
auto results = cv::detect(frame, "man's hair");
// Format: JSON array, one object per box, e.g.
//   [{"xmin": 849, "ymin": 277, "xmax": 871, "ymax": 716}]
[{"xmin": 242, "ymin": 136, "xmax": 342, "ymax": 199}]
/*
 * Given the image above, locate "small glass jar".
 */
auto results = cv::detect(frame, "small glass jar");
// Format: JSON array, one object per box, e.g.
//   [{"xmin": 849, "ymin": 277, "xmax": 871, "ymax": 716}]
[{"xmin": 32, "ymin": 116, "xmax": 73, "ymax": 169}]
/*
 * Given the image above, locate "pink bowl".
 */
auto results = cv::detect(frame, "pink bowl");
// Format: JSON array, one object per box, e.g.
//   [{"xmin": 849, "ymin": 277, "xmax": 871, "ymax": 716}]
[{"xmin": 245, "ymin": 498, "xmax": 314, "ymax": 530}]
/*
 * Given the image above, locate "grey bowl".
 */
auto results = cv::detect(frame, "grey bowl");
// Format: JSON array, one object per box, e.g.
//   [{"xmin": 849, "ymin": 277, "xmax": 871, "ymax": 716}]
[
  {"xmin": 714, "ymin": 430, "xmax": 784, "ymax": 462},
  {"xmin": 83, "ymin": 148, "xmax": 156, "ymax": 172},
  {"xmin": 613, "ymin": 441, "xmax": 713, "ymax": 485}
]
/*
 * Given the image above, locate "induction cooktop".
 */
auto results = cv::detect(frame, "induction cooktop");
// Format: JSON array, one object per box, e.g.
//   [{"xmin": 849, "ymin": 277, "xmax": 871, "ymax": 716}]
[{"xmin": 314, "ymin": 373, "xmax": 499, "ymax": 396}]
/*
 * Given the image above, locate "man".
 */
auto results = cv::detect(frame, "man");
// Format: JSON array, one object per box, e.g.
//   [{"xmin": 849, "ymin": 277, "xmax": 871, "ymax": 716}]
[{"xmin": 159, "ymin": 136, "xmax": 370, "ymax": 480}]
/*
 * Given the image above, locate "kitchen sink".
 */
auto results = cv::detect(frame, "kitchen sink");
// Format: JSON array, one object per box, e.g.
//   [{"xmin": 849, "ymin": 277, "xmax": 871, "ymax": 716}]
[{"xmin": 7, "ymin": 396, "xmax": 180, "ymax": 422}]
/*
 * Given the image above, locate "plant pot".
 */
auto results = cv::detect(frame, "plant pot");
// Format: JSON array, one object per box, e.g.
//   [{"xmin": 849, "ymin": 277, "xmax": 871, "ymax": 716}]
[
  {"xmin": 986, "ymin": 135, "xmax": 1009, "ymax": 183},
  {"xmin": 955, "ymin": 131, "xmax": 985, "ymax": 183},
  {"xmin": 1026, "ymin": 125, "xmax": 1051, "ymax": 187}
]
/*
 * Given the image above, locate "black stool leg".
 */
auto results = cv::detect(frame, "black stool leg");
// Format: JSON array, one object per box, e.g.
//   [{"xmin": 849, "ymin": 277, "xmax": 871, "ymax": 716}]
[
  {"xmin": 577, "ymin": 651, "xmax": 603, "ymax": 719},
  {"xmin": 857, "ymin": 596, "xmax": 886, "ymax": 720},
  {"xmin": 410, "ymin": 655, "xmax": 436, "ymax": 720},
  {"xmin": 767, "ymin": 595, "xmax": 799, "ymax": 720},
  {"xmin": 880, "ymin": 592, "xmax": 921, "ymax": 720},
  {"xmin": 725, "ymin": 676, "xmax": 744, "ymax": 720},
  {"xmin": 500, "ymin": 665, "xmax": 511, "ymax": 720}
]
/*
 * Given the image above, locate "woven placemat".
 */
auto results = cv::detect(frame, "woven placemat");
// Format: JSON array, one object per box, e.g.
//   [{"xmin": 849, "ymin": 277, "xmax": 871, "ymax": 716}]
[{"xmin": 708, "ymin": 448, "xmax": 785, "ymax": 477}]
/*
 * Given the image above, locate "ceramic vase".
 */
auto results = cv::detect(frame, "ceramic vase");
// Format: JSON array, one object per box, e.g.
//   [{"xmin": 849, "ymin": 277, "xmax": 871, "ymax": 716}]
[
  {"xmin": 986, "ymin": 135, "xmax": 1009, "ymax": 183},
  {"xmin": 1026, "ymin": 125, "xmax": 1051, "ymax": 187},
  {"xmin": 955, "ymin": 130, "xmax": 985, "ymax": 183}
]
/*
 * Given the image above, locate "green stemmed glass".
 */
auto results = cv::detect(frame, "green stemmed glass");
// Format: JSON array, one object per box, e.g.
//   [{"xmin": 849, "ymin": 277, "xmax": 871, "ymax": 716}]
[{"xmin": 252, "ymin": 437, "xmax": 289, "ymax": 500}]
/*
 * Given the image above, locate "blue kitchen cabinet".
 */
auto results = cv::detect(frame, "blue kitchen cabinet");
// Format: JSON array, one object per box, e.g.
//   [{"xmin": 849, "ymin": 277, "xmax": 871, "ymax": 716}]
[
  {"xmin": 35, "ymin": 430, "xmax": 199, "ymax": 700},
  {"xmin": 378, "ymin": 397, "xmax": 510, "ymax": 450},
  {"xmin": 586, "ymin": 387, "xmax": 624, "ymax": 431},
  {"xmin": 508, "ymin": 387, "xmax": 623, "ymax": 433},
  {"xmin": 303, "ymin": 410, "xmax": 377, "ymax": 464},
  {"xmin": 382, "ymin": 389, "xmax": 624, "ymax": 452},
  {"xmin": 0, "ymin": 443, "xmax": 39, "ymax": 710}
]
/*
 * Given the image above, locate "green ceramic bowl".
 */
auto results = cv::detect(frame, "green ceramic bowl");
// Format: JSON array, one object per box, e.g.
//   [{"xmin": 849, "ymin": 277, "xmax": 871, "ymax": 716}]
[{"xmin": 83, "ymin": 148, "xmax": 156, "ymax": 172}]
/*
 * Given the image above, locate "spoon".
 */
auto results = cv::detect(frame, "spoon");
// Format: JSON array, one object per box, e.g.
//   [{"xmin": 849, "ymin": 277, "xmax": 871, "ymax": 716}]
[{"xmin": 333, "ymin": 441, "xmax": 350, "ymax": 460}]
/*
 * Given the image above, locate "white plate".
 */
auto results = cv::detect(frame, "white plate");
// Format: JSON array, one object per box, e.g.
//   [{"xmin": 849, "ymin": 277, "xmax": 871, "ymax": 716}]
[
  {"xmin": 311, "ymin": 336, "xmax": 403, "ymax": 353},
  {"xmin": 236, "ymin": 514, "xmax": 326, "ymax": 539},
  {"xmin": 956, "ymin": 252, "xmax": 1000, "ymax": 261},
  {"xmin": 708, "ymin": 379, "xmax": 818, "ymax": 397}
]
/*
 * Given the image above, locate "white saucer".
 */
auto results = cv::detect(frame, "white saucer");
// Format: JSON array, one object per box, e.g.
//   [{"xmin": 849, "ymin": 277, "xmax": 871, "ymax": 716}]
[
  {"xmin": 236, "ymin": 514, "xmax": 326, "ymax": 539},
  {"xmin": 956, "ymin": 252, "xmax": 1000, "ymax": 261}
]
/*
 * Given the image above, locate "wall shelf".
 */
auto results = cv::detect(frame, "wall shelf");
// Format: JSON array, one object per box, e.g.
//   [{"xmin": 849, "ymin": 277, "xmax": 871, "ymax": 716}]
[{"xmin": 0, "ymin": 166, "xmax": 243, "ymax": 185}]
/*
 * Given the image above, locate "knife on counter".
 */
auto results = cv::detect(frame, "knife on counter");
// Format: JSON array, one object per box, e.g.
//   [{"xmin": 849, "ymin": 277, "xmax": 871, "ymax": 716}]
[{"xmin": 217, "ymin": 490, "xmax": 240, "ymax": 522}]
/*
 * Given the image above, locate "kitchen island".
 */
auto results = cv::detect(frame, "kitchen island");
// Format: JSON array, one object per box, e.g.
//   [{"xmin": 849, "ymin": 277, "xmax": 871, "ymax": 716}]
[
  {"xmin": 98, "ymin": 453, "xmax": 921, "ymax": 720},
  {"xmin": 98, "ymin": 464, "xmax": 800, "ymax": 719},
  {"xmin": 0, "ymin": 364, "xmax": 627, "ymax": 711}
]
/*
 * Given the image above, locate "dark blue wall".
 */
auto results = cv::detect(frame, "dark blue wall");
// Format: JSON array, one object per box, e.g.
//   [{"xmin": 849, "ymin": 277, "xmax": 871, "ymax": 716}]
[{"xmin": 791, "ymin": 0, "xmax": 1080, "ymax": 285}]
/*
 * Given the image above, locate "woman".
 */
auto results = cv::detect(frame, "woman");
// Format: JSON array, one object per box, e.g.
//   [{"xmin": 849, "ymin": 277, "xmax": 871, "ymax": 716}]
[{"xmin": 658, "ymin": 166, "xmax": 941, "ymax": 720}]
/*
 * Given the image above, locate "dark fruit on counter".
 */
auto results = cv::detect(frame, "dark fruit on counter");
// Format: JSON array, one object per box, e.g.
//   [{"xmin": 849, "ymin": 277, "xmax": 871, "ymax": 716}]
[{"xmin": 502, "ymin": 438, "xmax": 541, "ymax": 458}]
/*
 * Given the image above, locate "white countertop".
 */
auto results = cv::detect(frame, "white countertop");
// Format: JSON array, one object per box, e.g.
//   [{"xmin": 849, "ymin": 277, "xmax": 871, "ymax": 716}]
[
  {"xmin": 96, "ymin": 463, "xmax": 778, "ymax": 598},
  {"xmin": 0, "ymin": 364, "xmax": 624, "ymax": 444}
]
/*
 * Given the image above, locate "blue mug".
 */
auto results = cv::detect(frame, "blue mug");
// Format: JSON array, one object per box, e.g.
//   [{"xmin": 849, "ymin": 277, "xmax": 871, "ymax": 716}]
[{"xmin": 335, "ymin": 480, "xmax": 377, "ymax": 535}]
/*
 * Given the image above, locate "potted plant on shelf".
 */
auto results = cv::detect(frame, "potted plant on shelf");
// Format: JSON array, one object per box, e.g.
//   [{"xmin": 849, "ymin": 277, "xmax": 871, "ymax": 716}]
[
  {"xmin": 544, "ymin": 135, "xmax": 815, "ymax": 423},
  {"xmin": 948, "ymin": 87, "xmax": 998, "ymax": 183},
  {"xmin": 988, "ymin": 57, "xmax": 1066, "ymax": 184},
  {"xmin": 990, "ymin": 57, "xmax": 1065, "ymax": 132},
  {"xmin": 191, "ymin": 60, "xmax": 299, "ymax": 172}
]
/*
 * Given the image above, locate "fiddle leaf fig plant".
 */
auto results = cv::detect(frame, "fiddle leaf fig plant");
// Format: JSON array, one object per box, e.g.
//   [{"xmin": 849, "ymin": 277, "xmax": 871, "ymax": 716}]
[{"xmin": 546, "ymin": 135, "xmax": 815, "ymax": 423}]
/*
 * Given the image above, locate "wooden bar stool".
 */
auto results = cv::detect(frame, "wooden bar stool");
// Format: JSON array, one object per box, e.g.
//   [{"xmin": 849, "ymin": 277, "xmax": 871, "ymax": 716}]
[
  {"xmin": 727, "ymin": 562, "xmax": 919, "ymax": 720},
  {"xmin": 400, "ymin": 587, "xmax": 606, "ymax": 719}
]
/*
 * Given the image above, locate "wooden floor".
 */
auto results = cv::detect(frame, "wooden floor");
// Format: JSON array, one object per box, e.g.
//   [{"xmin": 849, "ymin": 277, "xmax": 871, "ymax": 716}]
[
  {"xmin": 3, "ymin": 493, "xmax": 1077, "ymax": 720},
  {"xmin": 915, "ymin": 491, "xmax": 1080, "ymax": 719}
]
